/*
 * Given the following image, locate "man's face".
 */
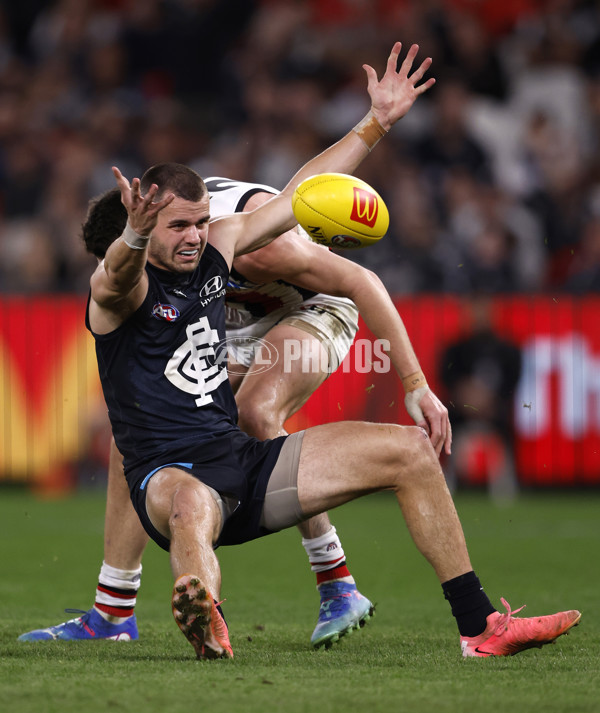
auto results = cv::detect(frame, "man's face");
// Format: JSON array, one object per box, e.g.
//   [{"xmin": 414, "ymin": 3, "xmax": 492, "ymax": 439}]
[{"xmin": 147, "ymin": 195, "xmax": 210, "ymax": 273}]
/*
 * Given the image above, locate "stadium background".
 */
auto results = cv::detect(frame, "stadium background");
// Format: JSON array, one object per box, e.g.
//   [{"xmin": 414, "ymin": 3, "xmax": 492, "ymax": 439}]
[{"xmin": 2, "ymin": 0, "xmax": 600, "ymax": 492}]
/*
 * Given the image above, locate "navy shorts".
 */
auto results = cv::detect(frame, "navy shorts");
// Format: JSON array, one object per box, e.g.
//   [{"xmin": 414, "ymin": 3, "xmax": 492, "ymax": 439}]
[{"xmin": 127, "ymin": 429, "xmax": 287, "ymax": 551}]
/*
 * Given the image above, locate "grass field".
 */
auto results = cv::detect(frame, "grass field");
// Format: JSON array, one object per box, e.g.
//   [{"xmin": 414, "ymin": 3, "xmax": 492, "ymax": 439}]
[{"xmin": 1, "ymin": 487, "xmax": 599, "ymax": 713}]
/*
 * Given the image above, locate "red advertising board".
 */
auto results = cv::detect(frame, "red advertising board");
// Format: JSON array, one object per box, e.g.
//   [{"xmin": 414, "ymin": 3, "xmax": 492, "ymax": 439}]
[
  {"xmin": 286, "ymin": 295, "xmax": 600, "ymax": 486},
  {"xmin": 1, "ymin": 295, "xmax": 599, "ymax": 487}
]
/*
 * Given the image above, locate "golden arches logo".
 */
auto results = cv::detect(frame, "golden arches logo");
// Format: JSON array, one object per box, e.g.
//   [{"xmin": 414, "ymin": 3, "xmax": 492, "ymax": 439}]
[
  {"xmin": 350, "ymin": 187, "xmax": 379, "ymax": 228},
  {"xmin": 0, "ymin": 298, "xmax": 106, "ymax": 487}
]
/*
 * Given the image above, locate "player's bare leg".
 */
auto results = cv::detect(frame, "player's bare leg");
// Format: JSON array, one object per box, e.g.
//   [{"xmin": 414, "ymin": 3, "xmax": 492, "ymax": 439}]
[
  {"xmin": 232, "ymin": 323, "xmax": 329, "ymax": 438},
  {"xmin": 18, "ymin": 440, "xmax": 145, "ymax": 642},
  {"xmin": 104, "ymin": 440, "xmax": 149, "ymax": 570},
  {"xmin": 293, "ymin": 421, "xmax": 581, "ymax": 656},
  {"xmin": 231, "ymin": 323, "xmax": 374, "ymax": 646},
  {"xmin": 297, "ymin": 422, "xmax": 471, "ymax": 581},
  {"xmin": 145, "ymin": 468, "xmax": 232, "ymax": 659}
]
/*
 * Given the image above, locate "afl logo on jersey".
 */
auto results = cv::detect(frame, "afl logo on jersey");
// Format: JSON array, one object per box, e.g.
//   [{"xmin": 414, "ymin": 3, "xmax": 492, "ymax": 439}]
[
  {"xmin": 200, "ymin": 275, "xmax": 224, "ymax": 297},
  {"xmin": 152, "ymin": 303, "xmax": 180, "ymax": 322}
]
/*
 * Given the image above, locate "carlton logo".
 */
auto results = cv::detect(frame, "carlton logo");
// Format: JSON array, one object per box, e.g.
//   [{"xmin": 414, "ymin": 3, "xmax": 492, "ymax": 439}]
[
  {"xmin": 350, "ymin": 187, "xmax": 378, "ymax": 228},
  {"xmin": 152, "ymin": 303, "xmax": 180, "ymax": 322}
]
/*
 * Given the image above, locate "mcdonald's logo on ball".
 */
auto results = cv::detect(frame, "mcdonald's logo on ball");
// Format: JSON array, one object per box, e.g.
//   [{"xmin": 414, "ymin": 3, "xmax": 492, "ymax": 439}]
[
  {"xmin": 350, "ymin": 186, "xmax": 379, "ymax": 228},
  {"xmin": 292, "ymin": 173, "xmax": 389, "ymax": 249}
]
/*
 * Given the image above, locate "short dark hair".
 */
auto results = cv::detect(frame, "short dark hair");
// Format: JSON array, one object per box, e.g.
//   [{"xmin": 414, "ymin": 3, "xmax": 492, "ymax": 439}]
[
  {"xmin": 81, "ymin": 188, "xmax": 127, "ymax": 259},
  {"xmin": 140, "ymin": 162, "xmax": 207, "ymax": 202}
]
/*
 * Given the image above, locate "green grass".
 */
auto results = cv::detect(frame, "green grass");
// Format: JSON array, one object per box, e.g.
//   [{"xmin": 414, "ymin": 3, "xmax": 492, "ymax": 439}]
[{"xmin": 1, "ymin": 488, "xmax": 599, "ymax": 713}]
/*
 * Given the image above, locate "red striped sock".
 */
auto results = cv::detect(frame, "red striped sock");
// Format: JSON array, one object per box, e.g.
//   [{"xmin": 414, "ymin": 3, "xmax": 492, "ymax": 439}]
[
  {"xmin": 316, "ymin": 563, "xmax": 352, "ymax": 586},
  {"xmin": 301, "ymin": 526, "xmax": 355, "ymax": 587},
  {"xmin": 94, "ymin": 562, "xmax": 141, "ymax": 623}
]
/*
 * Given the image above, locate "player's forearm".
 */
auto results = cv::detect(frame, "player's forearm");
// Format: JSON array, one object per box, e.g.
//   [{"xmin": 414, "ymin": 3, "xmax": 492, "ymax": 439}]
[
  {"xmin": 102, "ymin": 224, "xmax": 149, "ymax": 294},
  {"xmin": 253, "ymin": 118, "xmax": 382, "ymax": 243},
  {"xmin": 351, "ymin": 270, "xmax": 423, "ymax": 380},
  {"xmin": 279, "ymin": 117, "xmax": 384, "ymax": 203}
]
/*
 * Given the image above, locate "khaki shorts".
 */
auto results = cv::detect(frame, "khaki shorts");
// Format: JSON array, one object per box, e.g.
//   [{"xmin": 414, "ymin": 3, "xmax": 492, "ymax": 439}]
[{"xmin": 227, "ymin": 296, "xmax": 359, "ymax": 373}]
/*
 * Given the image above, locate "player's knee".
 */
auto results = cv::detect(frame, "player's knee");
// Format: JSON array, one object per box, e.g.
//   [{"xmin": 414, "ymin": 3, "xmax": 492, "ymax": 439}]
[
  {"xmin": 387, "ymin": 425, "xmax": 439, "ymax": 487},
  {"xmin": 406, "ymin": 425, "xmax": 438, "ymax": 466},
  {"xmin": 169, "ymin": 483, "xmax": 218, "ymax": 535},
  {"xmin": 237, "ymin": 401, "xmax": 284, "ymax": 439}
]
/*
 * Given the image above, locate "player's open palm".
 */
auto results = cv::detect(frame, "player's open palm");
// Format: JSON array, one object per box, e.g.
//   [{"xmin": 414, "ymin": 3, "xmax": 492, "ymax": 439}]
[
  {"xmin": 364, "ymin": 42, "xmax": 435, "ymax": 129},
  {"xmin": 112, "ymin": 166, "xmax": 173, "ymax": 237}
]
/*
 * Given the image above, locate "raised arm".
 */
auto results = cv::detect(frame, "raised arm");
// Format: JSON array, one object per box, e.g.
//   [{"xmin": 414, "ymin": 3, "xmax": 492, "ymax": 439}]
[
  {"xmin": 88, "ymin": 167, "xmax": 173, "ymax": 334},
  {"xmin": 210, "ymin": 42, "xmax": 435, "ymax": 262}
]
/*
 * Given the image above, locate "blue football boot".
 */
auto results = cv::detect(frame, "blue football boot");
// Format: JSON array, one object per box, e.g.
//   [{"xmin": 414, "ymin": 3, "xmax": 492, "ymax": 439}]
[
  {"xmin": 18, "ymin": 608, "xmax": 138, "ymax": 641},
  {"xmin": 311, "ymin": 582, "xmax": 375, "ymax": 649}
]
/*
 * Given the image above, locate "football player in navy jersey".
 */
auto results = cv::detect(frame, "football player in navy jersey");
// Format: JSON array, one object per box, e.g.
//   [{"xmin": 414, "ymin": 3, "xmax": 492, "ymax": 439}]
[
  {"xmin": 20, "ymin": 43, "xmax": 580, "ymax": 660},
  {"xmin": 18, "ymin": 172, "xmax": 453, "ymax": 648}
]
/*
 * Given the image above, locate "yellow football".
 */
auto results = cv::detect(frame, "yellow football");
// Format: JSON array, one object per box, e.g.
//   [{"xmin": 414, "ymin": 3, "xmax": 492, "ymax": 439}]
[{"xmin": 292, "ymin": 173, "xmax": 389, "ymax": 249}]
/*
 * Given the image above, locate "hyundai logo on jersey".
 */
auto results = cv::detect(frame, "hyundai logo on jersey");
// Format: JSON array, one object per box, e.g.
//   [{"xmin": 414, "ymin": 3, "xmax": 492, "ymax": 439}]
[{"xmin": 199, "ymin": 275, "xmax": 224, "ymax": 297}]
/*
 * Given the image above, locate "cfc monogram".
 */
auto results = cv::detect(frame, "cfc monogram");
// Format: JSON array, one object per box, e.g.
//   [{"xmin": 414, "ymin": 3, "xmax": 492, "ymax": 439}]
[{"xmin": 163, "ymin": 316, "xmax": 228, "ymax": 406}]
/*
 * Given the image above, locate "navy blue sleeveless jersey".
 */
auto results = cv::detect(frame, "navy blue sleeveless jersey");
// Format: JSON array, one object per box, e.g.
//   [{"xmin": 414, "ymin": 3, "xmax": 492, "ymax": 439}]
[
  {"xmin": 88, "ymin": 234, "xmax": 289, "ymax": 549},
  {"xmin": 88, "ymin": 243, "xmax": 239, "ymax": 476}
]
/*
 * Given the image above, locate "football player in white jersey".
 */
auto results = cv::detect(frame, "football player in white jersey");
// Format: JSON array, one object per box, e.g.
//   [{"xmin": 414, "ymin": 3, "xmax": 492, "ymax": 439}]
[{"xmin": 18, "ymin": 173, "xmax": 452, "ymax": 648}]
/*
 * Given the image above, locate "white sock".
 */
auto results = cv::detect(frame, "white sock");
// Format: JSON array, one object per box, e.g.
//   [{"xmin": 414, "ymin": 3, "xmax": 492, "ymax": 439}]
[
  {"xmin": 301, "ymin": 526, "xmax": 354, "ymax": 586},
  {"xmin": 94, "ymin": 561, "xmax": 142, "ymax": 623}
]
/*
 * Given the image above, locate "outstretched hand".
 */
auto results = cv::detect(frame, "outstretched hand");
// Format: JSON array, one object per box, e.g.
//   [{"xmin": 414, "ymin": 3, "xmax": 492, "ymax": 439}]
[
  {"xmin": 363, "ymin": 42, "xmax": 435, "ymax": 130},
  {"xmin": 112, "ymin": 166, "xmax": 174, "ymax": 237},
  {"xmin": 404, "ymin": 387, "xmax": 452, "ymax": 458}
]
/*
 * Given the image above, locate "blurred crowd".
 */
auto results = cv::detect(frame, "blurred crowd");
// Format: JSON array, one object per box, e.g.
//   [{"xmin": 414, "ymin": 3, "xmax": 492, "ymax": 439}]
[{"xmin": 3, "ymin": 0, "xmax": 600, "ymax": 294}]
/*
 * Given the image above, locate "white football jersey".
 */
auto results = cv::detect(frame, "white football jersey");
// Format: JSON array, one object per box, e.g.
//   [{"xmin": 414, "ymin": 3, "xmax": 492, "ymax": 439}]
[{"xmin": 204, "ymin": 177, "xmax": 359, "ymax": 369}]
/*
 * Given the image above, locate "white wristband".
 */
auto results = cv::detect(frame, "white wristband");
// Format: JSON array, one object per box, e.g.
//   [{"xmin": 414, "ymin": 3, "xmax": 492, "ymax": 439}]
[{"xmin": 122, "ymin": 223, "xmax": 150, "ymax": 250}]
